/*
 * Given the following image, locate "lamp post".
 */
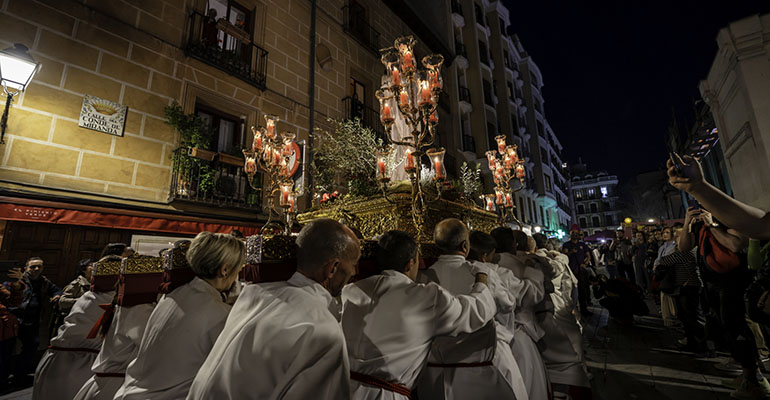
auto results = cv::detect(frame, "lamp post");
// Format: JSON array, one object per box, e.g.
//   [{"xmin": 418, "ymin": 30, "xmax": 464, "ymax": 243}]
[{"xmin": 0, "ymin": 44, "xmax": 40, "ymax": 144}]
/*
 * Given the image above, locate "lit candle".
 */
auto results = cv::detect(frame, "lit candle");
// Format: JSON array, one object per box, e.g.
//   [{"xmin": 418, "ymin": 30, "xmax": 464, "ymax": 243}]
[
  {"xmin": 485, "ymin": 195, "xmax": 495, "ymax": 211},
  {"xmin": 322, "ymin": 193, "xmax": 330, "ymax": 203},
  {"xmin": 381, "ymin": 104, "xmax": 393, "ymax": 123},
  {"xmin": 253, "ymin": 132, "xmax": 263, "ymax": 151},
  {"xmin": 430, "ymin": 71, "xmax": 440, "ymax": 90},
  {"xmin": 391, "ymin": 67, "xmax": 401, "ymax": 87},
  {"xmin": 287, "ymin": 193, "xmax": 296, "ymax": 213},
  {"xmin": 273, "ymin": 149, "xmax": 281, "ymax": 166},
  {"xmin": 496, "ymin": 135, "xmax": 507, "ymax": 153},
  {"xmin": 504, "ymin": 154, "xmax": 512, "ymax": 169},
  {"xmin": 486, "ymin": 151, "xmax": 496, "ymax": 171},
  {"xmin": 405, "ymin": 148, "xmax": 415, "ymax": 171},
  {"xmin": 428, "ymin": 111, "xmax": 438, "ymax": 124},
  {"xmin": 516, "ymin": 165, "xmax": 525, "ymax": 178},
  {"xmin": 399, "ymin": 89, "xmax": 408, "ymax": 108},
  {"xmin": 279, "ymin": 182, "xmax": 292, "ymax": 206},
  {"xmin": 244, "ymin": 157, "xmax": 256, "ymax": 174},
  {"xmin": 433, "ymin": 157, "xmax": 444, "ymax": 179},
  {"xmin": 378, "ymin": 159, "xmax": 387, "ymax": 177},
  {"xmin": 419, "ymin": 83, "xmax": 432, "ymax": 106},
  {"xmin": 403, "ymin": 51, "xmax": 413, "ymax": 69},
  {"xmin": 495, "ymin": 189, "xmax": 504, "ymax": 205},
  {"xmin": 266, "ymin": 120, "xmax": 275, "ymax": 138},
  {"xmin": 505, "ymin": 193, "xmax": 513, "ymax": 207}
]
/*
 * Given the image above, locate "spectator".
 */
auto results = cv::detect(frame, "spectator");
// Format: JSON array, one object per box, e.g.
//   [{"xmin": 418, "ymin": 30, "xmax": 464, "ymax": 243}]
[
  {"xmin": 653, "ymin": 227, "xmax": 679, "ymax": 328},
  {"xmin": 57, "ymin": 259, "xmax": 93, "ymax": 315},
  {"xmin": 562, "ymin": 230, "xmax": 592, "ymax": 316},
  {"xmin": 632, "ymin": 231, "xmax": 649, "ymax": 292},
  {"xmin": 1, "ymin": 267, "xmax": 25, "ymax": 390},
  {"xmin": 609, "ymin": 230, "xmax": 634, "ymax": 283},
  {"xmin": 14, "ymin": 257, "xmax": 62, "ymax": 385},
  {"xmin": 590, "ymin": 274, "xmax": 648, "ymax": 324}
]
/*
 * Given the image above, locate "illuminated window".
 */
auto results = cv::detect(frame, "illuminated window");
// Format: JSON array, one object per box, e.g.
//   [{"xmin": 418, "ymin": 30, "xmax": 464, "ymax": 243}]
[{"xmin": 600, "ymin": 186, "xmax": 608, "ymax": 197}]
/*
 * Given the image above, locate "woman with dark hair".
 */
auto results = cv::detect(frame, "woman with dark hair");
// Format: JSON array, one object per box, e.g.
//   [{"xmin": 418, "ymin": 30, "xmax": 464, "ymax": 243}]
[{"xmin": 58, "ymin": 259, "xmax": 94, "ymax": 315}]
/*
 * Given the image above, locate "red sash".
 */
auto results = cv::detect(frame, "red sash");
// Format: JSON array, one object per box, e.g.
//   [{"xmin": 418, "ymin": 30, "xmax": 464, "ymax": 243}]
[{"xmin": 350, "ymin": 371, "xmax": 412, "ymax": 399}]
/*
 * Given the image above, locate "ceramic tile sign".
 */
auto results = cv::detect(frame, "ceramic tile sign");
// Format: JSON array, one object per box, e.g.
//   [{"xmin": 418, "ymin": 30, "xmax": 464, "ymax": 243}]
[{"xmin": 78, "ymin": 94, "xmax": 128, "ymax": 136}]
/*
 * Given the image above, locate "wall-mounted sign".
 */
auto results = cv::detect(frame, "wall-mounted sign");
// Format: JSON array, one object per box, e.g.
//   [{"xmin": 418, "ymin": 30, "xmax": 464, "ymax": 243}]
[{"xmin": 78, "ymin": 94, "xmax": 128, "ymax": 136}]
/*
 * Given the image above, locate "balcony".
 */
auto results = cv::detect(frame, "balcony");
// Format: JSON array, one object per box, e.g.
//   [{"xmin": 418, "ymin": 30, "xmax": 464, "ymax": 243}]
[
  {"xmin": 170, "ymin": 148, "xmax": 261, "ymax": 210},
  {"xmin": 461, "ymin": 134, "xmax": 476, "ymax": 153},
  {"xmin": 459, "ymin": 86, "xmax": 471, "ymax": 103},
  {"xmin": 342, "ymin": 96, "xmax": 386, "ymax": 142},
  {"xmin": 184, "ymin": 10, "xmax": 268, "ymax": 90},
  {"xmin": 343, "ymin": 5, "xmax": 381, "ymax": 54},
  {"xmin": 456, "ymin": 42, "xmax": 467, "ymax": 58}
]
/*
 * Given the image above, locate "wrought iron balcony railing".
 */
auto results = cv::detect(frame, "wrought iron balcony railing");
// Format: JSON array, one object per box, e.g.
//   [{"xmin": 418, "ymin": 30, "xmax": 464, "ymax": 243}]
[
  {"xmin": 342, "ymin": 5, "xmax": 381, "ymax": 54},
  {"xmin": 169, "ymin": 148, "xmax": 262, "ymax": 210},
  {"xmin": 342, "ymin": 96, "xmax": 386, "ymax": 142},
  {"xmin": 184, "ymin": 10, "xmax": 268, "ymax": 90}
]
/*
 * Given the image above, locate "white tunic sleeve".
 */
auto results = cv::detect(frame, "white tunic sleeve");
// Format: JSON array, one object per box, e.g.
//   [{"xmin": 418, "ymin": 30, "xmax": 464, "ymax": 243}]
[{"xmin": 430, "ymin": 281, "xmax": 495, "ymax": 337}]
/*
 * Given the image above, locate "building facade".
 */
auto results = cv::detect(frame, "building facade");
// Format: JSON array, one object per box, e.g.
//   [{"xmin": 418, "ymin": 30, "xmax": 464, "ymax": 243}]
[
  {"xmin": 0, "ymin": 0, "xmax": 456, "ymax": 285},
  {"xmin": 569, "ymin": 162, "xmax": 622, "ymax": 236},
  {"xmin": 451, "ymin": 0, "xmax": 570, "ymax": 234},
  {"xmin": 700, "ymin": 13, "xmax": 770, "ymax": 209}
]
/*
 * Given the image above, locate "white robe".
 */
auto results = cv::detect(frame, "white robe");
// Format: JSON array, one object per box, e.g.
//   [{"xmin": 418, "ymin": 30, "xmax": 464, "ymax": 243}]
[
  {"xmin": 340, "ymin": 269, "xmax": 495, "ymax": 400},
  {"xmin": 537, "ymin": 249, "xmax": 591, "ymax": 388},
  {"xmin": 187, "ymin": 272, "xmax": 350, "ymax": 400},
  {"xmin": 417, "ymin": 255, "xmax": 527, "ymax": 400},
  {"xmin": 115, "ymin": 278, "xmax": 231, "ymax": 399},
  {"xmin": 497, "ymin": 252, "xmax": 551, "ymax": 400},
  {"xmin": 72, "ymin": 304, "xmax": 154, "ymax": 400},
  {"xmin": 32, "ymin": 291, "xmax": 114, "ymax": 400}
]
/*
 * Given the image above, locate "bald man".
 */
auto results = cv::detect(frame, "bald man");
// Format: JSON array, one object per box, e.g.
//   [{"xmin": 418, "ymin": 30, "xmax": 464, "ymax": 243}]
[
  {"xmin": 187, "ymin": 219, "xmax": 361, "ymax": 399},
  {"xmin": 417, "ymin": 218, "xmax": 526, "ymax": 399}
]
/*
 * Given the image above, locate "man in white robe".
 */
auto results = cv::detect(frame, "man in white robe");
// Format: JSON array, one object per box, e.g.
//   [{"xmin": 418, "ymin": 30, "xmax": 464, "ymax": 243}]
[
  {"xmin": 416, "ymin": 219, "xmax": 525, "ymax": 400},
  {"xmin": 533, "ymin": 234, "xmax": 592, "ymax": 399},
  {"xmin": 340, "ymin": 230, "xmax": 497, "ymax": 400},
  {"xmin": 32, "ymin": 260, "xmax": 119, "ymax": 400},
  {"xmin": 188, "ymin": 219, "xmax": 360, "ymax": 399},
  {"xmin": 73, "ymin": 257, "xmax": 162, "ymax": 400},
  {"xmin": 491, "ymin": 227, "xmax": 551, "ymax": 400}
]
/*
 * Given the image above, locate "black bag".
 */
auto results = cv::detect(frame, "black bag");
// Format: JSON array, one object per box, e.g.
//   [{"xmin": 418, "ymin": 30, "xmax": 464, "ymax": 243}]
[{"xmin": 653, "ymin": 264, "xmax": 679, "ymax": 296}]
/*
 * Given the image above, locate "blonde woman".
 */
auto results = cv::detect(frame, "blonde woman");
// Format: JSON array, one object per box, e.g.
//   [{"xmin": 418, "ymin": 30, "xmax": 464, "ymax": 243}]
[{"xmin": 115, "ymin": 232, "xmax": 245, "ymax": 400}]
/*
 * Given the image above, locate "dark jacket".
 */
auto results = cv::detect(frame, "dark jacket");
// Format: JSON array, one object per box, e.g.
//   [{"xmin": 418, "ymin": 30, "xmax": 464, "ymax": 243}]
[{"xmin": 13, "ymin": 275, "xmax": 61, "ymax": 326}]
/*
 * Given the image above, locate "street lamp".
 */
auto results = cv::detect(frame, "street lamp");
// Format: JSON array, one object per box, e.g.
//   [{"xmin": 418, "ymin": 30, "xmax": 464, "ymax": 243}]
[
  {"xmin": 647, "ymin": 218, "xmax": 655, "ymax": 223},
  {"xmin": 0, "ymin": 43, "xmax": 40, "ymax": 144}
]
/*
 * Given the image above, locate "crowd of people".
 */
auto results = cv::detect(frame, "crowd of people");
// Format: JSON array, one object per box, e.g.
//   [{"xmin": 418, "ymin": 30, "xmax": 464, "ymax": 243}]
[
  {"xmin": 3, "ymin": 154, "xmax": 770, "ymax": 399},
  {"xmin": 0, "ymin": 217, "xmax": 596, "ymax": 400}
]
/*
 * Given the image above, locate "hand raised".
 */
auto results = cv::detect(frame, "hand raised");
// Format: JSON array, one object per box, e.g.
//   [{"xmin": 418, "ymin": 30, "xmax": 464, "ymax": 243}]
[{"xmin": 667, "ymin": 154, "xmax": 705, "ymax": 193}]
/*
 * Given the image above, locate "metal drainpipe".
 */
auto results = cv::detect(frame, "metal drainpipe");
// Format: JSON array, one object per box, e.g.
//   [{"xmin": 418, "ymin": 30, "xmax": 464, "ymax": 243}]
[{"xmin": 305, "ymin": 0, "xmax": 317, "ymax": 208}]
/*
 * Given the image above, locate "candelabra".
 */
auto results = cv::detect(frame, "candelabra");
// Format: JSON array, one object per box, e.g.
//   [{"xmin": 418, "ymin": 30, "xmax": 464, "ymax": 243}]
[
  {"xmin": 484, "ymin": 135, "xmax": 526, "ymax": 226},
  {"xmin": 375, "ymin": 36, "xmax": 446, "ymax": 243},
  {"xmin": 243, "ymin": 114, "xmax": 298, "ymax": 235}
]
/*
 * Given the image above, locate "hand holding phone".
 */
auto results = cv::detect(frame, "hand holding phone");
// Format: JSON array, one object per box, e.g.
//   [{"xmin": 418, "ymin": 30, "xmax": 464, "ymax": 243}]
[{"xmin": 669, "ymin": 152, "xmax": 683, "ymax": 176}]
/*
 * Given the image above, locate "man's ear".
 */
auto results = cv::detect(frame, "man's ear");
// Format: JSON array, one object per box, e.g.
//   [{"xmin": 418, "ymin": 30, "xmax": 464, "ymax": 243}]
[{"xmin": 323, "ymin": 258, "xmax": 341, "ymax": 279}]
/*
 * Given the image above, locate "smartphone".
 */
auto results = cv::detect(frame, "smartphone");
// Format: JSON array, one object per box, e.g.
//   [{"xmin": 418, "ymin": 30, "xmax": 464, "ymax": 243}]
[{"xmin": 669, "ymin": 152, "xmax": 683, "ymax": 175}]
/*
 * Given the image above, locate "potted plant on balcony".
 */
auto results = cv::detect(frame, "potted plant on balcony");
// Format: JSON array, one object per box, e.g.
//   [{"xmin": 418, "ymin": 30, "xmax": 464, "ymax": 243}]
[
  {"xmin": 217, "ymin": 146, "xmax": 245, "ymax": 167},
  {"xmin": 165, "ymin": 102, "xmax": 216, "ymax": 195}
]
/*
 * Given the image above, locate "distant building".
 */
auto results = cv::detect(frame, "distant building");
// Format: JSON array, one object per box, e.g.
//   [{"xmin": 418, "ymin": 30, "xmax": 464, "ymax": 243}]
[
  {"xmin": 700, "ymin": 13, "xmax": 770, "ymax": 209},
  {"xmin": 569, "ymin": 161, "xmax": 622, "ymax": 236}
]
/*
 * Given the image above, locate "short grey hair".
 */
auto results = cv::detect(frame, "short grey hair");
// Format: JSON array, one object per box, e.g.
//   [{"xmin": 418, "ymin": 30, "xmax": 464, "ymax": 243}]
[
  {"xmin": 186, "ymin": 232, "xmax": 245, "ymax": 279},
  {"xmin": 296, "ymin": 219, "xmax": 356, "ymax": 273}
]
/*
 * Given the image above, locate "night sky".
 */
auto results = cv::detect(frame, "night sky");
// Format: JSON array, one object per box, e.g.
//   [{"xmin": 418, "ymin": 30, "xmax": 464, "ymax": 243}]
[{"xmin": 504, "ymin": 0, "xmax": 770, "ymax": 181}]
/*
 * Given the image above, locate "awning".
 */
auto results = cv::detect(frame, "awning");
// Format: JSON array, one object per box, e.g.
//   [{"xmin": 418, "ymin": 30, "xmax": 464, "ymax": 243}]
[{"xmin": 0, "ymin": 202, "xmax": 260, "ymax": 236}]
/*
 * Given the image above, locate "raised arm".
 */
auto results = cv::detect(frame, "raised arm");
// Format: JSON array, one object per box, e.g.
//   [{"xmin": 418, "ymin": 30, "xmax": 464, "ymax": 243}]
[{"xmin": 668, "ymin": 155, "xmax": 770, "ymax": 240}]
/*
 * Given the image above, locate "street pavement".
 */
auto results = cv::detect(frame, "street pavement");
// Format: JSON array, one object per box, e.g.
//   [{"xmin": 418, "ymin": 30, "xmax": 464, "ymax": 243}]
[{"xmin": 584, "ymin": 300, "xmax": 740, "ymax": 399}]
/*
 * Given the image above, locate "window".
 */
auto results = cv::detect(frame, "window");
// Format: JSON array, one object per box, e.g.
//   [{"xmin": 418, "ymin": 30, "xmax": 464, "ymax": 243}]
[
  {"xmin": 605, "ymin": 214, "xmax": 615, "ymax": 226},
  {"xmin": 487, "ymin": 123, "xmax": 496, "ymax": 150},
  {"xmin": 577, "ymin": 204, "xmax": 585, "ymax": 214},
  {"xmin": 483, "ymin": 80, "xmax": 494, "ymax": 106},
  {"xmin": 575, "ymin": 190, "xmax": 583, "ymax": 200},
  {"xmin": 196, "ymin": 103, "xmax": 245, "ymax": 154},
  {"xmin": 590, "ymin": 203, "xmax": 598, "ymax": 213},
  {"xmin": 534, "ymin": 98, "xmax": 542, "ymax": 113},
  {"xmin": 587, "ymin": 188, "xmax": 595, "ymax": 198},
  {"xmin": 346, "ymin": 77, "xmax": 368, "ymax": 124},
  {"xmin": 499, "ymin": 18, "xmax": 506, "ymax": 35},
  {"xmin": 474, "ymin": 3, "xmax": 486, "ymax": 26},
  {"xmin": 503, "ymin": 50, "xmax": 510, "ymax": 68},
  {"xmin": 492, "ymin": 79, "xmax": 498, "ymax": 98},
  {"xmin": 207, "ymin": 0, "xmax": 253, "ymax": 52},
  {"xmin": 529, "ymin": 198, "xmax": 535, "ymax": 223},
  {"xmin": 545, "ymin": 175, "xmax": 552, "ymax": 192},
  {"xmin": 478, "ymin": 40, "xmax": 489, "ymax": 65},
  {"xmin": 539, "ymin": 206, "xmax": 544, "ymax": 224},
  {"xmin": 600, "ymin": 186, "xmax": 608, "ymax": 197},
  {"xmin": 536, "ymin": 120, "xmax": 544, "ymax": 137},
  {"xmin": 540, "ymin": 147, "xmax": 548, "ymax": 162},
  {"xmin": 530, "ymin": 71, "xmax": 539, "ymax": 86},
  {"xmin": 579, "ymin": 217, "xmax": 587, "ymax": 229},
  {"xmin": 592, "ymin": 216, "xmax": 601, "ymax": 227},
  {"xmin": 507, "ymin": 81, "xmax": 514, "ymax": 101},
  {"xmin": 519, "ymin": 197, "xmax": 526, "ymax": 222}
]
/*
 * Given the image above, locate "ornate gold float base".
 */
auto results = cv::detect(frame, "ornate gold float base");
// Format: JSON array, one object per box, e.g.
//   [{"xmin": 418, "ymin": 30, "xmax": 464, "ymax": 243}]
[{"xmin": 297, "ymin": 192, "xmax": 497, "ymax": 242}]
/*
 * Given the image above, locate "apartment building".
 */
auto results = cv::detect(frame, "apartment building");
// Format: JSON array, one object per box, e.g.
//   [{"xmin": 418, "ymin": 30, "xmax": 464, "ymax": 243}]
[
  {"xmin": 451, "ymin": 0, "xmax": 570, "ymax": 234},
  {"xmin": 569, "ymin": 162, "xmax": 622, "ymax": 236},
  {"xmin": 0, "ymin": 0, "xmax": 455, "ymax": 285}
]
